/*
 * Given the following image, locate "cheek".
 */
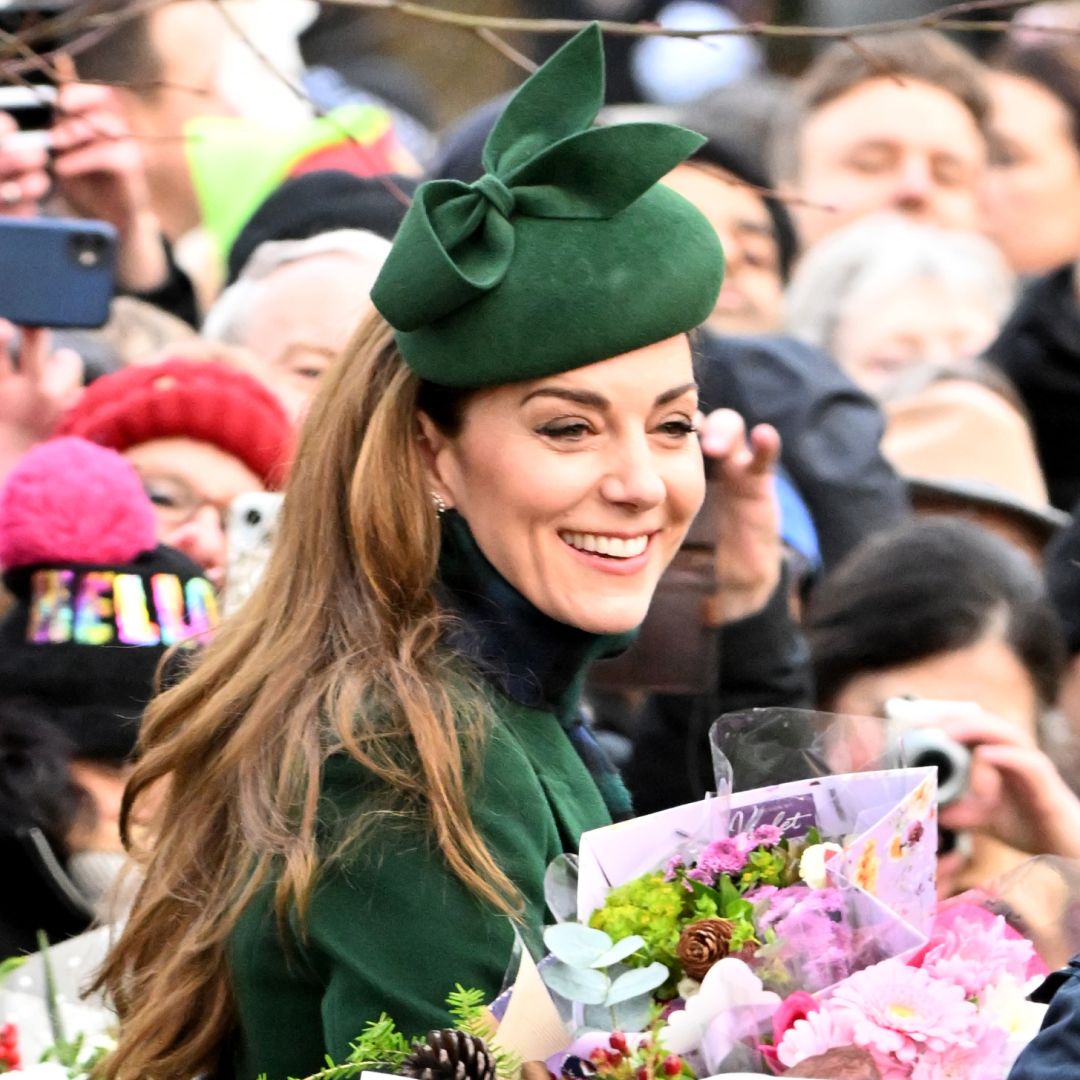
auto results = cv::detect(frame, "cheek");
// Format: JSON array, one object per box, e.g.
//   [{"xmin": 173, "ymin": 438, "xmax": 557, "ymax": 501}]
[
  {"xmin": 666, "ymin": 456, "xmax": 707, "ymax": 533},
  {"xmin": 745, "ymin": 270, "xmax": 784, "ymax": 310},
  {"xmin": 441, "ymin": 435, "xmax": 597, "ymax": 537}
]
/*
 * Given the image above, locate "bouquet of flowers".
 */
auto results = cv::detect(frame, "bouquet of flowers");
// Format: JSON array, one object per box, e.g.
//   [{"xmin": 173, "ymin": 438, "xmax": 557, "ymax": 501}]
[
  {"xmin": 589, "ymin": 822, "xmax": 892, "ymax": 1000},
  {"xmin": 761, "ymin": 898, "xmax": 1048, "ymax": 1079},
  {"xmin": 535, "ymin": 746, "xmax": 1056, "ymax": 1080}
]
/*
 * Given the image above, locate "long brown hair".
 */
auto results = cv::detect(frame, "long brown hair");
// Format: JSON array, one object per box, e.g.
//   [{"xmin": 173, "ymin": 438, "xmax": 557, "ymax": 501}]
[{"xmin": 93, "ymin": 312, "xmax": 521, "ymax": 1080}]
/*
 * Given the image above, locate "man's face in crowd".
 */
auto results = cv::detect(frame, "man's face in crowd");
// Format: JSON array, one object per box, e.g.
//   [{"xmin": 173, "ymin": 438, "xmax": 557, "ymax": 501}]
[
  {"xmin": 662, "ymin": 163, "xmax": 784, "ymax": 335},
  {"xmin": 106, "ymin": 1, "xmax": 237, "ymax": 237},
  {"xmin": 791, "ymin": 76, "xmax": 989, "ymax": 251}
]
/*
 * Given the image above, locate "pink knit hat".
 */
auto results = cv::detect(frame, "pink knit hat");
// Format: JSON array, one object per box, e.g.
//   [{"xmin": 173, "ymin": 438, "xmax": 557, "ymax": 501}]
[{"xmin": 57, "ymin": 359, "xmax": 294, "ymax": 489}]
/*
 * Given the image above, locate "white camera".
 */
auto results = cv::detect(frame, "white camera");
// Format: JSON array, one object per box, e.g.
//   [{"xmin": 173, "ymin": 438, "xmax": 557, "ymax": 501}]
[{"xmin": 883, "ymin": 697, "xmax": 976, "ymax": 806}]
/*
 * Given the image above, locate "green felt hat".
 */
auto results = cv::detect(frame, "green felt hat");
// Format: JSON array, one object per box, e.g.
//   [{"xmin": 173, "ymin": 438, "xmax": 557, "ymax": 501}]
[{"xmin": 369, "ymin": 24, "xmax": 725, "ymax": 388}]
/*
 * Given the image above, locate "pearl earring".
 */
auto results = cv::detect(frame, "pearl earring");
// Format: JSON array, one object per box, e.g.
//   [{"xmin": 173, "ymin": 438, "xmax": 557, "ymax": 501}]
[{"xmin": 431, "ymin": 492, "xmax": 448, "ymax": 515}]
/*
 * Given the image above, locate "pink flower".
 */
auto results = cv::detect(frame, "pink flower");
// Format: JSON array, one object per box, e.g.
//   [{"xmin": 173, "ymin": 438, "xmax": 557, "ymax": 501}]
[
  {"xmin": 909, "ymin": 1021, "xmax": 1008, "ymax": 1080},
  {"xmin": 761, "ymin": 991, "xmax": 821, "ymax": 1072},
  {"xmin": 750, "ymin": 824, "xmax": 783, "ymax": 847},
  {"xmin": 699, "ymin": 835, "xmax": 752, "ymax": 876},
  {"xmin": 664, "ymin": 853, "xmax": 685, "ymax": 881},
  {"xmin": 775, "ymin": 1006, "xmax": 853, "ymax": 1069},
  {"xmin": 828, "ymin": 961, "xmax": 979, "ymax": 1061},
  {"xmin": 911, "ymin": 915, "xmax": 1036, "ymax": 997},
  {"xmin": 772, "ymin": 991, "xmax": 820, "ymax": 1046},
  {"xmin": 927, "ymin": 896, "xmax": 1047, "ymax": 980}
]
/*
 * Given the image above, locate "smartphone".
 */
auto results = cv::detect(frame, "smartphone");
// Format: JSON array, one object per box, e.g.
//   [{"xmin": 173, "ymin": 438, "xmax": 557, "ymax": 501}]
[
  {"xmin": 0, "ymin": 84, "xmax": 56, "ymax": 149},
  {"xmin": 224, "ymin": 492, "xmax": 285, "ymax": 617},
  {"xmin": 0, "ymin": 216, "xmax": 116, "ymax": 328}
]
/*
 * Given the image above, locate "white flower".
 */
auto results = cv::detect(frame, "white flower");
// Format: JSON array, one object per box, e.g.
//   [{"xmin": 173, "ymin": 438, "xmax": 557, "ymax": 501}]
[
  {"xmin": 660, "ymin": 957, "xmax": 781, "ymax": 1058},
  {"xmin": 798, "ymin": 842, "xmax": 843, "ymax": 889},
  {"xmin": 979, "ymin": 974, "xmax": 1049, "ymax": 1068}
]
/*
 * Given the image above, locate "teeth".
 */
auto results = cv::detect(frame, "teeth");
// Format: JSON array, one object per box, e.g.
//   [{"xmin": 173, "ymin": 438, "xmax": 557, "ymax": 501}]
[{"xmin": 561, "ymin": 532, "xmax": 649, "ymax": 558}]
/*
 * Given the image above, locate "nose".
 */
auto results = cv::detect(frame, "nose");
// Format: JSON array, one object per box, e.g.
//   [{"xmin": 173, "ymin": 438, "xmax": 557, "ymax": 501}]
[
  {"xmin": 892, "ymin": 155, "xmax": 933, "ymax": 211},
  {"xmin": 165, "ymin": 505, "xmax": 227, "ymax": 585},
  {"xmin": 599, "ymin": 436, "xmax": 666, "ymax": 510}
]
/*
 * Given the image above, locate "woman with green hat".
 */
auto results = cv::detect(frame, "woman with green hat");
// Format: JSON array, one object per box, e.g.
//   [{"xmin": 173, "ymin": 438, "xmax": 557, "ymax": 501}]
[{"xmin": 93, "ymin": 25, "xmax": 780, "ymax": 1080}]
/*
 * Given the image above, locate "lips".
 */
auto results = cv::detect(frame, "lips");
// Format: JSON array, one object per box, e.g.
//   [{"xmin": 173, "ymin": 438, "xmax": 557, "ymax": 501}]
[{"xmin": 558, "ymin": 531, "xmax": 650, "ymax": 558}]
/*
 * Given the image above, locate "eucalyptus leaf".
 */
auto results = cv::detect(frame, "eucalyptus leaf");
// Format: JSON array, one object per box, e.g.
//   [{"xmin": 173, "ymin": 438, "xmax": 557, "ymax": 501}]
[
  {"xmin": 544, "ymin": 922, "xmax": 613, "ymax": 967},
  {"xmin": 544, "ymin": 854, "xmax": 580, "ymax": 925},
  {"xmin": 610, "ymin": 995, "xmax": 654, "ymax": 1032},
  {"xmin": 591, "ymin": 934, "xmax": 645, "ymax": 969},
  {"xmin": 541, "ymin": 958, "xmax": 610, "ymax": 1005},
  {"xmin": 582, "ymin": 1002, "xmax": 616, "ymax": 1031},
  {"xmin": 604, "ymin": 962, "xmax": 668, "ymax": 1005}
]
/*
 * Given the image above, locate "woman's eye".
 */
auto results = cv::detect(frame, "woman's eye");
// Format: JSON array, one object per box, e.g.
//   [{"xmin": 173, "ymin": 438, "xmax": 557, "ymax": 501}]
[
  {"xmin": 537, "ymin": 420, "xmax": 592, "ymax": 440},
  {"xmin": 144, "ymin": 488, "xmax": 181, "ymax": 509},
  {"xmin": 658, "ymin": 419, "xmax": 697, "ymax": 438}
]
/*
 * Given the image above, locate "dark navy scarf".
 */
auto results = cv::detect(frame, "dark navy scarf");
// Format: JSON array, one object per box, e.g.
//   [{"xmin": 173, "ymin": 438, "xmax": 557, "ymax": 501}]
[{"xmin": 437, "ymin": 511, "xmax": 634, "ymax": 822}]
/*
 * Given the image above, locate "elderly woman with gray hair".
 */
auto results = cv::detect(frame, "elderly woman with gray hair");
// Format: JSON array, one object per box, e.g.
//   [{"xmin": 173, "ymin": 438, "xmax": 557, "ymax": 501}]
[
  {"xmin": 784, "ymin": 214, "xmax": 1016, "ymax": 401},
  {"xmin": 202, "ymin": 228, "xmax": 391, "ymax": 421}
]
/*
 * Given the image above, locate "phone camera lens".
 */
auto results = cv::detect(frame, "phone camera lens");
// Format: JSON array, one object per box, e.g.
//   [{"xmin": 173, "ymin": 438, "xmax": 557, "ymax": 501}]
[
  {"xmin": 69, "ymin": 232, "xmax": 108, "ymax": 268},
  {"xmin": 245, "ymin": 508, "xmax": 263, "ymax": 527}
]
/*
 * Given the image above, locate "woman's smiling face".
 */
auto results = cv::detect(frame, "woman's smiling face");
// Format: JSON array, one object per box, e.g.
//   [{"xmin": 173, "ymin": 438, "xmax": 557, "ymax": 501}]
[{"xmin": 422, "ymin": 335, "xmax": 705, "ymax": 634}]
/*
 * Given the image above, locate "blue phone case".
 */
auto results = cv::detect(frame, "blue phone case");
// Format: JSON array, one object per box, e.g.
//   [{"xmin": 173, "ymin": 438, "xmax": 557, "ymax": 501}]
[{"xmin": 0, "ymin": 216, "xmax": 117, "ymax": 328}]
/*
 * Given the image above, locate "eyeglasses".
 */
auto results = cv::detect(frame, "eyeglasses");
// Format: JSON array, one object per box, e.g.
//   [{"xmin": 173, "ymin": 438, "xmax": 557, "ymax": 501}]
[{"xmin": 140, "ymin": 474, "xmax": 232, "ymax": 533}]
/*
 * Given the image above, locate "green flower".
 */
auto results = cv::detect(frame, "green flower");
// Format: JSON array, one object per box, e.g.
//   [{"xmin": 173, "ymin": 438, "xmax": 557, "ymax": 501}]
[{"xmin": 589, "ymin": 873, "xmax": 687, "ymax": 978}]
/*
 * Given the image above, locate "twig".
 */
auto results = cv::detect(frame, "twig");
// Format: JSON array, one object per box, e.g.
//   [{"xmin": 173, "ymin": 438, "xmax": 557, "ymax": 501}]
[
  {"xmin": 0, "ymin": 0, "xmax": 1072, "ymax": 62},
  {"xmin": 204, "ymin": 0, "xmax": 416, "ymax": 194},
  {"xmin": 840, "ymin": 33, "xmax": 908, "ymax": 87},
  {"xmin": 475, "ymin": 27, "xmax": 539, "ymax": 75},
  {"xmin": 307, "ymin": 0, "xmax": 1045, "ymax": 39}
]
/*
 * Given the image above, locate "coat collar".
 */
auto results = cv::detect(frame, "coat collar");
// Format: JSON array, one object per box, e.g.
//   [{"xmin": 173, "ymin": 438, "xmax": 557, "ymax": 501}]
[{"xmin": 436, "ymin": 511, "xmax": 634, "ymax": 726}]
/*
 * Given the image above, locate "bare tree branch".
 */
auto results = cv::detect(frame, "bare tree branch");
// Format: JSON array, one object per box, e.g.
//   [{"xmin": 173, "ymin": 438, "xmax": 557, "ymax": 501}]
[
  {"xmin": 4, "ymin": 0, "xmax": 1080, "ymax": 72},
  {"xmin": 474, "ymin": 27, "xmax": 539, "ymax": 74},
  {"xmin": 305, "ymin": 0, "xmax": 1067, "ymax": 41}
]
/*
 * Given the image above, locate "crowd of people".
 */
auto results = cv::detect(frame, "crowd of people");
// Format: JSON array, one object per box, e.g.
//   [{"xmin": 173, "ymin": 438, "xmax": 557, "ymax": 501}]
[{"xmin": 5, "ymin": 0, "xmax": 1080, "ymax": 1076}]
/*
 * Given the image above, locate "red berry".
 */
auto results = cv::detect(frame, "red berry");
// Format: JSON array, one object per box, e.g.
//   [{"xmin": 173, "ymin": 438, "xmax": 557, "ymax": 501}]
[
  {"xmin": 662, "ymin": 1056, "xmax": 682, "ymax": 1076},
  {"xmin": 609, "ymin": 1032, "xmax": 628, "ymax": 1055},
  {"xmin": 590, "ymin": 1049, "xmax": 608, "ymax": 1066},
  {"xmin": 636, "ymin": 1068, "xmax": 649, "ymax": 1080}
]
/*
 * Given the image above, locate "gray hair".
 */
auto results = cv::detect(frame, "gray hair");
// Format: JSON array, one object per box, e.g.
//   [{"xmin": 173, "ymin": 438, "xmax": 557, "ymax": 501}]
[
  {"xmin": 202, "ymin": 228, "xmax": 391, "ymax": 346},
  {"xmin": 784, "ymin": 214, "xmax": 1016, "ymax": 353}
]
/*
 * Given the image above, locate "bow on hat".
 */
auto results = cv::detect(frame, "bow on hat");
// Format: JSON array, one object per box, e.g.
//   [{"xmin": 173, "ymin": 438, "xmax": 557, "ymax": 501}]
[{"xmin": 371, "ymin": 24, "xmax": 706, "ymax": 332}]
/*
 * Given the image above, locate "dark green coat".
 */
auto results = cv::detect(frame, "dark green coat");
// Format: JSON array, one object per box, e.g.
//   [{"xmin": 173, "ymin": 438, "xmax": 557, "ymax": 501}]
[
  {"xmin": 225, "ymin": 514, "xmax": 630, "ymax": 1080},
  {"xmin": 227, "ymin": 696, "xmax": 611, "ymax": 1080}
]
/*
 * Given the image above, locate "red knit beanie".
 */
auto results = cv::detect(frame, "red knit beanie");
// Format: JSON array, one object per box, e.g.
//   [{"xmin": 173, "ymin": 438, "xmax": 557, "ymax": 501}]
[{"xmin": 57, "ymin": 359, "xmax": 294, "ymax": 489}]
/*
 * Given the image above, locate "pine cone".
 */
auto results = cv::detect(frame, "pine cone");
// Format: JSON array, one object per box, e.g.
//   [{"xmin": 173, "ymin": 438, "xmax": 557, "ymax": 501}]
[
  {"xmin": 400, "ymin": 1029, "xmax": 496, "ymax": 1080},
  {"xmin": 676, "ymin": 917, "xmax": 735, "ymax": 981}
]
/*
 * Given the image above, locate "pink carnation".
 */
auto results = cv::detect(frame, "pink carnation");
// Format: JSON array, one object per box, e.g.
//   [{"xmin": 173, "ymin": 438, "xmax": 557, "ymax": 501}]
[
  {"xmin": 664, "ymin": 853, "xmax": 685, "ymax": 881},
  {"xmin": 913, "ymin": 913, "xmax": 1038, "ymax": 998},
  {"xmin": 926, "ymin": 896, "xmax": 1045, "ymax": 974},
  {"xmin": 750, "ymin": 824, "xmax": 783, "ymax": 847},
  {"xmin": 699, "ymin": 835, "xmax": 752, "ymax": 876}
]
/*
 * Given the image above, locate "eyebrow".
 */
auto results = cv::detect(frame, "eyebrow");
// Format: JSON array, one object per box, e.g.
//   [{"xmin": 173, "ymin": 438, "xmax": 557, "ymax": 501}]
[
  {"xmin": 521, "ymin": 382, "xmax": 698, "ymax": 409},
  {"xmin": 734, "ymin": 219, "xmax": 776, "ymax": 240}
]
